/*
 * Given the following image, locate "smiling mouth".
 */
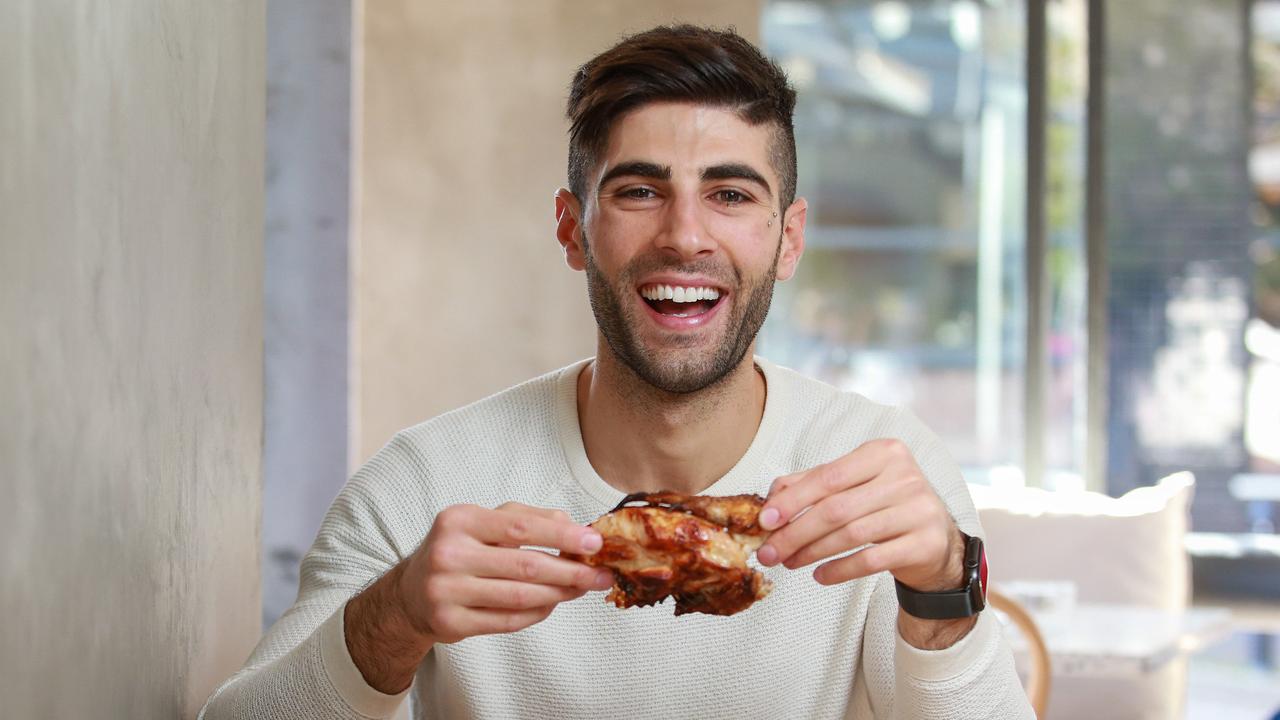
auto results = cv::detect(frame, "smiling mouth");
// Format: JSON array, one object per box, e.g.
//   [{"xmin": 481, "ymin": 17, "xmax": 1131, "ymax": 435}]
[{"xmin": 639, "ymin": 283, "xmax": 724, "ymax": 318}]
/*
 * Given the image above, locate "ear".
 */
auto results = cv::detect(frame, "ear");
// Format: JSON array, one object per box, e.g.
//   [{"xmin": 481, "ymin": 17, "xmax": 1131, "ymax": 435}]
[
  {"xmin": 775, "ymin": 197, "xmax": 807, "ymax": 282},
  {"xmin": 554, "ymin": 188, "xmax": 587, "ymax": 272}
]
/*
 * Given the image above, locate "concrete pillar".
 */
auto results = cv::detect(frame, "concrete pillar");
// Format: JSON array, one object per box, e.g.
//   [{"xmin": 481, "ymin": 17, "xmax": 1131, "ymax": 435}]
[
  {"xmin": 0, "ymin": 2, "xmax": 265, "ymax": 717},
  {"xmin": 263, "ymin": 0, "xmax": 352, "ymax": 628}
]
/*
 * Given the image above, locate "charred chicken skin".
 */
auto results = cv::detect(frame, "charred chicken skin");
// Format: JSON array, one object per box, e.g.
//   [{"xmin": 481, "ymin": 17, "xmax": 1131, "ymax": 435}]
[{"xmin": 563, "ymin": 492, "xmax": 773, "ymax": 616}]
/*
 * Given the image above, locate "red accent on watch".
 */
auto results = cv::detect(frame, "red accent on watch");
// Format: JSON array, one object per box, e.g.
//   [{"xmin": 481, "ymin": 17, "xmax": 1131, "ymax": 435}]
[{"xmin": 978, "ymin": 544, "xmax": 988, "ymax": 600}]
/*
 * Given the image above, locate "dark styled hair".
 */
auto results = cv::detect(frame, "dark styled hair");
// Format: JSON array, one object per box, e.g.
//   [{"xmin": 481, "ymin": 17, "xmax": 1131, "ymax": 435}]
[{"xmin": 566, "ymin": 25, "xmax": 797, "ymax": 210}]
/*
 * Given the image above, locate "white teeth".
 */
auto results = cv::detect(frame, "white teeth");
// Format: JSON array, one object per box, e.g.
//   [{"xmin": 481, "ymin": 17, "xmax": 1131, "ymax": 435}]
[{"xmin": 640, "ymin": 284, "xmax": 721, "ymax": 302}]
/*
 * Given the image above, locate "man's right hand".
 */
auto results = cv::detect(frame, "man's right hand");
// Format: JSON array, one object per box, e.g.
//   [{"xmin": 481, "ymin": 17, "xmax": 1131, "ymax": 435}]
[
  {"xmin": 344, "ymin": 502, "xmax": 613, "ymax": 693},
  {"xmin": 397, "ymin": 502, "xmax": 614, "ymax": 643}
]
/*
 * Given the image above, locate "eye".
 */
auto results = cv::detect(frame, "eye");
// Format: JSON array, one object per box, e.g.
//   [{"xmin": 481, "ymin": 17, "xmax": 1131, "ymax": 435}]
[
  {"xmin": 621, "ymin": 187, "xmax": 657, "ymax": 200},
  {"xmin": 712, "ymin": 189, "xmax": 750, "ymax": 205}
]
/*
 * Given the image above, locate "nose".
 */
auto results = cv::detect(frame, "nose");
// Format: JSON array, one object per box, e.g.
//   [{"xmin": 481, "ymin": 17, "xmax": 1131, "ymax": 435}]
[{"xmin": 655, "ymin": 192, "xmax": 715, "ymax": 261}]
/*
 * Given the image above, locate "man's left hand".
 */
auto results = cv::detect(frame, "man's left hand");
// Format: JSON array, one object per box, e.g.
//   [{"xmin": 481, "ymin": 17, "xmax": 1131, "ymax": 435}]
[{"xmin": 755, "ymin": 438, "xmax": 964, "ymax": 593}]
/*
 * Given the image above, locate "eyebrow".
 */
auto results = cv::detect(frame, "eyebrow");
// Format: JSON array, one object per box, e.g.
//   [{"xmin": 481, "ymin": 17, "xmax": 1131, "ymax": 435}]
[
  {"xmin": 597, "ymin": 161, "xmax": 670, "ymax": 190},
  {"xmin": 701, "ymin": 163, "xmax": 773, "ymax": 198}
]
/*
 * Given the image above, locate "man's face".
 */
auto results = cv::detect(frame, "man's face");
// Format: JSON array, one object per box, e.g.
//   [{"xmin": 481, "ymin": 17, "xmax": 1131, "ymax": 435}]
[{"xmin": 558, "ymin": 102, "xmax": 805, "ymax": 394}]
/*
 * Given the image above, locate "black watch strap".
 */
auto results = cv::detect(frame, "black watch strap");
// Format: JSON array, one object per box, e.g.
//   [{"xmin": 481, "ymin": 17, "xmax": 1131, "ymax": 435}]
[{"xmin": 894, "ymin": 532, "xmax": 987, "ymax": 620}]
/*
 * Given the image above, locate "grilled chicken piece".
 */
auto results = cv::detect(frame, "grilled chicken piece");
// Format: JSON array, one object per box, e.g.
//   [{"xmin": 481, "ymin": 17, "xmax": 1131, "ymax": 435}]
[
  {"xmin": 627, "ymin": 491, "xmax": 771, "ymax": 541},
  {"xmin": 564, "ymin": 492, "xmax": 772, "ymax": 616}
]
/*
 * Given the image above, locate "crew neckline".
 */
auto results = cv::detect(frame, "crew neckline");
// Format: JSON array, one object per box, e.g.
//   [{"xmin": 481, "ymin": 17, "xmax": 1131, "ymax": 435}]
[{"xmin": 554, "ymin": 356, "xmax": 787, "ymax": 508}]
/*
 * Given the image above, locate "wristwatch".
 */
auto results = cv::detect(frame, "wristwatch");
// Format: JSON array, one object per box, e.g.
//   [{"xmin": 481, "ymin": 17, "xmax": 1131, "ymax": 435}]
[{"xmin": 894, "ymin": 532, "xmax": 987, "ymax": 620}]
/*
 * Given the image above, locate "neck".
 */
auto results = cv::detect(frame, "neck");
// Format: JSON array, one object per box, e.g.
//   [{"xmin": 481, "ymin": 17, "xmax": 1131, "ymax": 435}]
[{"xmin": 576, "ymin": 342, "xmax": 767, "ymax": 496}]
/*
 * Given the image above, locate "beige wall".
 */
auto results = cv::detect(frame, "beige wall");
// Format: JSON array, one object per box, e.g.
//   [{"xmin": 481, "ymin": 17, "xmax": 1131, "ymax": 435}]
[
  {"xmin": 354, "ymin": 1, "xmax": 763, "ymax": 461},
  {"xmin": 0, "ymin": 2, "xmax": 264, "ymax": 718}
]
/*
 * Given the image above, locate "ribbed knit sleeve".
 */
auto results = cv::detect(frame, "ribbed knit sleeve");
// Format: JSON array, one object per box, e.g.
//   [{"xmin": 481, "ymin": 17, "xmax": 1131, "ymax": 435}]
[
  {"xmin": 198, "ymin": 436, "xmax": 423, "ymax": 720},
  {"xmin": 894, "ymin": 609, "xmax": 1032, "ymax": 719},
  {"xmin": 853, "ymin": 408, "xmax": 1034, "ymax": 720}
]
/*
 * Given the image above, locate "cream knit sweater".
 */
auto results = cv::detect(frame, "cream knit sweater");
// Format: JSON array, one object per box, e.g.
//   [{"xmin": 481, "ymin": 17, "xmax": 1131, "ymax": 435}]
[{"xmin": 200, "ymin": 358, "xmax": 1033, "ymax": 720}]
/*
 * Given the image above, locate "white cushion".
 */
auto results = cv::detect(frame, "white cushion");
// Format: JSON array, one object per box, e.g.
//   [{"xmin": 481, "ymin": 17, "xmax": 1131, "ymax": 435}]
[{"xmin": 971, "ymin": 472, "xmax": 1195, "ymax": 610}]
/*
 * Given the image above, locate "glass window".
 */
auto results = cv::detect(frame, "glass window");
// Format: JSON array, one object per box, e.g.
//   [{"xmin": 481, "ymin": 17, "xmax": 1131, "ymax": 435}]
[
  {"xmin": 763, "ymin": 0, "xmax": 1279, "ymax": 536},
  {"xmin": 1043, "ymin": 0, "xmax": 1088, "ymax": 490},
  {"xmin": 1103, "ymin": 0, "xmax": 1257, "ymax": 534},
  {"xmin": 761, "ymin": 0, "xmax": 1029, "ymax": 481},
  {"xmin": 1244, "ymin": 0, "xmax": 1280, "ymax": 534}
]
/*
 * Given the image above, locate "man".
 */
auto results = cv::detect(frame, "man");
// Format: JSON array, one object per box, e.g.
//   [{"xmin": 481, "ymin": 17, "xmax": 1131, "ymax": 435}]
[{"xmin": 202, "ymin": 25, "xmax": 1031, "ymax": 719}]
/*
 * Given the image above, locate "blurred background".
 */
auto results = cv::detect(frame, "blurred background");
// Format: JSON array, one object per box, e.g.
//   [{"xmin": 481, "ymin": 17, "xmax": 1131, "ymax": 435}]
[{"xmin": 3, "ymin": 0, "xmax": 1279, "ymax": 718}]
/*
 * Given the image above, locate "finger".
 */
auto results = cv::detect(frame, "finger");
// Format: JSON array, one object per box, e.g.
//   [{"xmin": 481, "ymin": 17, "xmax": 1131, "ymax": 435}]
[
  {"xmin": 468, "ymin": 507, "xmax": 602, "ymax": 555},
  {"xmin": 759, "ymin": 476, "xmax": 796, "ymax": 530},
  {"xmin": 782, "ymin": 505, "xmax": 910, "ymax": 569},
  {"xmin": 470, "ymin": 545, "xmax": 615, "ymax": 589},
  {"xmin": 450, "ymin": 577, "xmax": 588, "ymax": 610},
  {"xmin": 758, "ymin": 448, "xmax": 888, "ymax": 531},
  {"xmin": 766, "ymin": 473, "xmax": 801, "ymax": 498},
  {"xmin": 812, "ymin": 538, "xmax": 911, "ymax": 586},
  {"xmin": 757, "ymin": 479, "xmax": 899, "ymax": 566},
  {"xmin": 495, "ymin": 502, "xmax": 574, "ymax": 525},
  {"xmin": 442, "ymin": 605, "xmax": 557, "ymax": 640}
]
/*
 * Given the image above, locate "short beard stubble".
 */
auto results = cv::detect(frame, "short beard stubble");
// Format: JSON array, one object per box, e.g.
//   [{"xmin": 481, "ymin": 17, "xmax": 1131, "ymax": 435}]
[{"xmin": 582, "ymin": 232, "xmax": 782, "ymax": 395}]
